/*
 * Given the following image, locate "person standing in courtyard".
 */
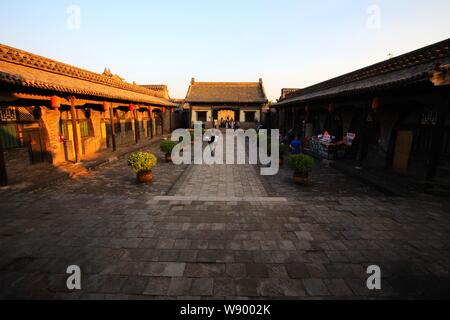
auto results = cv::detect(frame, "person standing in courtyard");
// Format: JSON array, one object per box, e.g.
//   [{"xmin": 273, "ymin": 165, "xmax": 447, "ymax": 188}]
[{"xmin": 289, "ymin": 135, "xmax": 303, "ymax": 155}]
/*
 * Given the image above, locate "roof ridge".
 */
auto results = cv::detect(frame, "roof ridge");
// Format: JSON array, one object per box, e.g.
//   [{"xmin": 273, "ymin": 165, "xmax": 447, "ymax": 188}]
[
  {"xmin": 193, "ymin": 82, "xmax": 260, "ymax": 86},
  {"xmin": 0, "ymin": 43, "xmax": 168, "ymax": 100}
]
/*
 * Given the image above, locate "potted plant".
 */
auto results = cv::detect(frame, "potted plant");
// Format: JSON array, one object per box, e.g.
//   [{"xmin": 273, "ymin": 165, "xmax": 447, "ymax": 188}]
[
  {"xmin": 287, "ymin": 154, "xmax": 315, "ymax": 184},
  {"xmin": 127, "ymin": 152, "xmax": 157, "ymax": 183},
  {"xmin": 160, "ymin": 140, "xmax": 177, "ymax": 162}
]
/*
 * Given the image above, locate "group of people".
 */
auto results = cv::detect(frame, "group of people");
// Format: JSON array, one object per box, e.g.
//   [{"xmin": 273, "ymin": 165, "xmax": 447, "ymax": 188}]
[{"xmin": 214, "ymin": 118, "xmax": 240, "ymax": 129}]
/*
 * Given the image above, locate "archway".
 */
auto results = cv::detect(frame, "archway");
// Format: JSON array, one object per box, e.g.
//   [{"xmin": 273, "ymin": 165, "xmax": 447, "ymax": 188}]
[{"xmin": 218, "ymin": 110, "xmax": 235, "ymax": 122}]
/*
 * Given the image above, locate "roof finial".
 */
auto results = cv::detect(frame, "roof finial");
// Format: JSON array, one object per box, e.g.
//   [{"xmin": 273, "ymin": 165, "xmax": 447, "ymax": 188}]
[
  {"xmin": 191, "ymin": 77, "xmax": 195, "ymax": 85},
  {"xmin": 259, "ymin": 78, "xmax": 263, "ymax": 84}
]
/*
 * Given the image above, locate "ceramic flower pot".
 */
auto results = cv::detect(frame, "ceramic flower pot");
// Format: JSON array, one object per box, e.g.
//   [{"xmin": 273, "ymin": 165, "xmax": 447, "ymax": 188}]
[
  {"xmin": 137, "ymin": 170, "xmax": 153, "ymax": 183},
  {"xmin": 293, "ymin": 173, "xmax": 309, "ymax": 185}
]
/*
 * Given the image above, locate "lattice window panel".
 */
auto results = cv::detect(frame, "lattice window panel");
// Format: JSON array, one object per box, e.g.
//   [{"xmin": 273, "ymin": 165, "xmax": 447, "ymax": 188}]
[
  {"xmin": 17, "ymin": 107, "xmax": 35, "ymax": 122},
  {"xmin": 0, "ymin": 107, "xmax": 17, "ymax": 122}
]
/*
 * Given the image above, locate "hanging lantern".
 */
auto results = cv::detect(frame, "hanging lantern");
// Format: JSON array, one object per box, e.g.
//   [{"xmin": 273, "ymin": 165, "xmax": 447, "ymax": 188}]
[
  {"xmin": 372, "ymin": 97, "xmax": 381, "ymax": 111},
  {"xmin": 328, "ymin": 103, "xmax": 334, "ymax": 113},
  {"xmin": 129, "ymin": 104, "xmax": 134, "ymax": 112},
  {"xmin": 305, "ymin": 105, "xmax": 310, "ymax": 113},
  {"xmin": 102, "ymin": 102, "xmax": 109, "ymax": 112},
  {"xmin": 50, "ymin": 96, "xmax": 61, "ymax": 109}
]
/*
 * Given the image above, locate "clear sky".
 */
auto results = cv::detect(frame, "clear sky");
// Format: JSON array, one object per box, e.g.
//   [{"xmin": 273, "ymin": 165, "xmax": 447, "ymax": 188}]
[{"xmin": 0, "ymin": 0, "xmax": 449, "ymax": 100}]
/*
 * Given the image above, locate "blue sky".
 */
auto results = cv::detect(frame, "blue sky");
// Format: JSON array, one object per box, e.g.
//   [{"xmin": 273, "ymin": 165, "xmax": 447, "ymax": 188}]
[{"xmin": 0, "ymin": 0, "xmax": 449, "ymax": 100}]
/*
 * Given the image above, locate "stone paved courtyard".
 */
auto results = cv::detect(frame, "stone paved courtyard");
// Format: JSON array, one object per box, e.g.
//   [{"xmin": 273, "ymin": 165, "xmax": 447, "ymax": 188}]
[{"xmin": 0, "ymin": 140, "xmax": 449, "ymax": 300}]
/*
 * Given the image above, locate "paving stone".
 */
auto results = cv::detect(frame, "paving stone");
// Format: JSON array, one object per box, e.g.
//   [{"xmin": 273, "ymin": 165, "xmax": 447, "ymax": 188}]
[
  {"xmin": 266, "ymin": 264, "xmax": 290, "ymax": 279},
  {"xmin": 214, "ymin": 279, "xmax": 236, "ymax": 297},
  {"xmin": 167, "ymin": 278, "xmax": 192, "ymax": 296},
  {"xmin": 286, "ymin": 264, "xmax": 310, "ymax": 279},
  {"xmin": 121, "ymin": 276, "xmax": 149, "ymax": 295},
  {"xmin": 245, "ymin": 264, "xmax": 269, "ymax": 279},
  {"xmin": 226, "ymin": 264, "xmax": 247, "ymax": 278},
  {"xmin": 143, "ymin": 277, "xmax": 170, "ymax": 296},
  {"xmin": 282, "ymin": 279, "xmax": 307, "ymax": 297},
  {"xmin": 257, "ymin": 279, "xmax": 285, "ymax": 297},
  {"xmin": 295, "ymin": 232, "xmax": 314, "ymax": 241},
  {"xmin": 190, "ymin": 278, "xmax": 214, "ymax": 296},
  {"xmin": 324, "ymin": 279, "xmax": 353, "ymax": 297},
  {"xmin": 142, "ymin": 263, "xmax": 186, "ymax": 277},
  {"xmin": 302, "ymin": 279, "xmax": 330, "ymax": 296},
  {"xmin": 235, "ymin": 279, "xmax": 259, "ymax": 297}
]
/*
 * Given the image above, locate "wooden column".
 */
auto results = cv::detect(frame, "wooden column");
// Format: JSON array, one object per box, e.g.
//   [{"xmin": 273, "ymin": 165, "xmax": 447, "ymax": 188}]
[
  {"xmin": 109, "ymin": 105, "xmax": 117, "ymax": 152},
  {"xmin": 161, "ymin": 110, "xmax": 165, "ymax": 135},
  {"xmin": 0, "ymin": 141, "xmax": 8, "ymax": 186},
  {"xmin": 426, "ymin": 93, "xmax": 449, "ymax": 181},
  {"xmin": 69, "ymin": 97, "xmax": 81, "ymax": 163},
  {"xmin": 134, "ymin": 108, "xmax": 140, "ymax": 144},
  {"xmin": 151, "ymin": 109, "xmax": 156, "ymax": 138},
  {"xmin": 169, "ymin": 108, "xmax": 173, "ymax": 132},
  {"xmin": 356, "ymin": 104, "xmax": 369, "ymax": 166}
]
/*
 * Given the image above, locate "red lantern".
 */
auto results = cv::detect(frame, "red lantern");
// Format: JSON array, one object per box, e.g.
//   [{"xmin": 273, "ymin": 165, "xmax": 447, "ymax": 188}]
[
  {"xmin": 372, "ymin": 98, "xmax": 380, "ymax": 111},
  {"xmin": 162, "ymin": 107, "xmax": 166, "ymax": 113},
  {"xmin": 102, "ymin": 102, "xmax": 109, "ymax": 112},
  {"xmin": 50, "ymin": 96, "xmax": 61, "ymax": 109},
  {"xmin": 129, "ymin": 104, "xmax": 134, "ymax": 112},
  {"xmin": 328, "ymin": 103, "xmax": 334, "ymax": 113}
]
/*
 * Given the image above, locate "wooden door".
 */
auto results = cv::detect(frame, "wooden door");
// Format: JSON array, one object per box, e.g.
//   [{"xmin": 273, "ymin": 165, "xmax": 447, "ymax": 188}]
[
  {"xmin": 393, "ymin": 130, "xmax": 414, "ymax": 174},
  {"xmin": 27, "ymin": 129, "xmax": 45, "ymax": 164}
]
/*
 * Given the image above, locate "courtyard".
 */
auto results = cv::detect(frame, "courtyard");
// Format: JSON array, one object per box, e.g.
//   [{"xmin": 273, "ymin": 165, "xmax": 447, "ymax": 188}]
[{"xmin": 0, "ymin": 138, "xmax": 449, "ymax": 300}]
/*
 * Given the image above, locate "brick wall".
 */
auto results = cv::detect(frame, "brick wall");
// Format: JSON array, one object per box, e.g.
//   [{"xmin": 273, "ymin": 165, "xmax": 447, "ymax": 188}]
[{"xmin": 40, "ymin": 108, "xmax": 65, "ymax": 164}]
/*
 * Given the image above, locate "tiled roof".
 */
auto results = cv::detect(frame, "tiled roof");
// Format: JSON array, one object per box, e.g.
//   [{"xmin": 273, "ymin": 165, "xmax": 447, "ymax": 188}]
[
  {"xmin": 185, "ymin": 79, "xmax": 268, "ymax": 104},
  {"xmin": 140, "ymin": 84, "xmax": 170, "ymax": 99},
  {"xmin": 0, "ymin": 43, "xmax": 177, "ymax": 107},
  {"xmin": 276, "ymin": 38, "xmax": 450, "ymax": 107},
  {"xmin": 279, "ymin": 88, "xmax": 301, "ymax": 100}
]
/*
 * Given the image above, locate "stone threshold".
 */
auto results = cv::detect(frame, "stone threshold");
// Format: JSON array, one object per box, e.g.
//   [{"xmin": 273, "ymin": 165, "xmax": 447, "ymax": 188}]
[{"xmin": 151, "ymin": 195, "xmax": 288, "ymax": 203}]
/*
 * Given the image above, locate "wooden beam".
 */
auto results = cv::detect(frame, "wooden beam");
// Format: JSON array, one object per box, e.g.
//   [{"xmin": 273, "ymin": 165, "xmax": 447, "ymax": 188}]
[{"xmin": 69, "ymin": 97, "xmax": 81, "ymax": 163}]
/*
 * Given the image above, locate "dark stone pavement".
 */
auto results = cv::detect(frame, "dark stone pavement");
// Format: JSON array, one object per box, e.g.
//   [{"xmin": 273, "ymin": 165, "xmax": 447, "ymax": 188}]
[{"xmin": 0, "ymin": 142, "xmax": 449, "ymax": 300}]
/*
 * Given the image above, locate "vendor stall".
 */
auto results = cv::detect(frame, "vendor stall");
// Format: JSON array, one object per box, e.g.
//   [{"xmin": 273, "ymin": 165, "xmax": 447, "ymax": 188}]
[{"xmin": 306, "ymin": 132, "xmax": 353, "ymax": 160}]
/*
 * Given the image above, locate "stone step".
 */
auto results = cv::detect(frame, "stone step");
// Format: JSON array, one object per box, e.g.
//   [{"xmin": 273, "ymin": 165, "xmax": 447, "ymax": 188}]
[{"xmin": 151, "ymin": 195, "xmax": 287, "ymax": 203}]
